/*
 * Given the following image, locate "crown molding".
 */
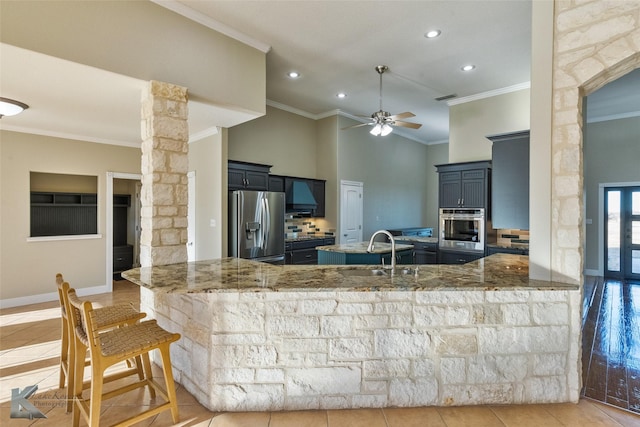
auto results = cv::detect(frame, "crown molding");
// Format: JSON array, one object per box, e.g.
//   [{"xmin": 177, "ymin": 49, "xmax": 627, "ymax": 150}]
[
  {"xmin": 266, "ymin": 99, "xmax": 317, "ymax": 120},
  {"xmin": 447, "ymin": 82, "xmax": 531, "ymax": 106},
  {"xmin": 189, "ymin": 126, "xmax": 219, "ymax": 143},
  {"xmin": 0, "ymin": 124, "xmax": 140, "ymax": 148},
  {"xmin": 151, "ymin": 0, "xmax": 271, "ymax": 53}
]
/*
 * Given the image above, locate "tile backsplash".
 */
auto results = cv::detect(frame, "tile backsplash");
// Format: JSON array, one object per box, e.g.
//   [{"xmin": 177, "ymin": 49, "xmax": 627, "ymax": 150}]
[
  {"xmin": 496, "ymin": 229, "xmax": 530, "ymax": 247},
  {"xmin": 285, "ymin": 216, "xmax": 335, "ymax": 239}
]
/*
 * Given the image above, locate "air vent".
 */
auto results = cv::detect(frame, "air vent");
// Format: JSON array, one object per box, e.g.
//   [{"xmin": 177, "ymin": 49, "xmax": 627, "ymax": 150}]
[{"xmin": 435, "ymin": 94, "xmax": 457, "ymax": 101}]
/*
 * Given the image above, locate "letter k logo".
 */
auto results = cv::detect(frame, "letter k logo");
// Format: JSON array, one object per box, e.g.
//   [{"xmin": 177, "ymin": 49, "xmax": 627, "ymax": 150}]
[{"xmin": 10, "ymin": 385, "xmax": 46, "ymax": 419}]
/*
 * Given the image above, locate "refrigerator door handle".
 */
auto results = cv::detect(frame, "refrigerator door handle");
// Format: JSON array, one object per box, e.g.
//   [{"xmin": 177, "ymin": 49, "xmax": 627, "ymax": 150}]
[{"xmin": 263, "ymin": 197, "xmax": 271, "ymax": 250}]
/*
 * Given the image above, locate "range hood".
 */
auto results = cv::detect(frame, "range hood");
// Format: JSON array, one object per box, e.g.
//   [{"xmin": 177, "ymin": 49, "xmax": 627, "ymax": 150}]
[{"xmin": 286, "ymin": 180, "xmax": 317, "ymax": 213}]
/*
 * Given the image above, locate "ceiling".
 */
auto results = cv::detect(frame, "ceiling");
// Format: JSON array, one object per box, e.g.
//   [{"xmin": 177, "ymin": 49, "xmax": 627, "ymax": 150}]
[{"xmin": 1, "ymin": 1, "xmax": 638, "ymax": 146}]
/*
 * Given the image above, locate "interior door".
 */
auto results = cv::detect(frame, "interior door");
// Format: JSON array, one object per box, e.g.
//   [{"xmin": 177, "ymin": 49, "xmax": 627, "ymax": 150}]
[
  {"xmin": 340, "ymin": 181, "xmax": 363, "ymax": 244},
  {"xmin": 605, "ymin": 186, "xmax": 640, "ymax": 280}
]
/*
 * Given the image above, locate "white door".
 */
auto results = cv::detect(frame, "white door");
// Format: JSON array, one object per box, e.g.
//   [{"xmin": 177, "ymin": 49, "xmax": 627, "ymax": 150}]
[
  {"xmin": 340, "ymin": 180, "xmax": 363, "ymax": 244},
  {"xmin": 187, "ymin": 171, "xmax": 196, "ymax": 261}
]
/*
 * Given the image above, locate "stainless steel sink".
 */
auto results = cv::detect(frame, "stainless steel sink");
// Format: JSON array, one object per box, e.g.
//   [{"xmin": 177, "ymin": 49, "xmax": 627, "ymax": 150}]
[{"xmin": 340, "ymin": 268, "xmax": 416, "ymax": 277}]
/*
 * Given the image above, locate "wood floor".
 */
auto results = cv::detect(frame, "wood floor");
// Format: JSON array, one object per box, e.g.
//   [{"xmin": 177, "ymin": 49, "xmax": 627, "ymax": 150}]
[{"xmin": 582, "ymin": 276, "xmax": 640, "ymax": 414}]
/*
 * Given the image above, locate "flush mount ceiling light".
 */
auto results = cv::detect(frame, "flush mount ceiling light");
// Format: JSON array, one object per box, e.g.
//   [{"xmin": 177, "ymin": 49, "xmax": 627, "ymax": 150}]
[
  {"xmin": 0, "ymin": 97, "xmax": 29, "ymax": 118},
  {"xmin": 424, "ymin": 30, "xmax": 441, "ymax": 39},
  {"xmin": 287, "ymin": 71, "xmax": 300, "ymax": 78},
  {"xmin": 336, "ymin": 92, "xmax": 347, "ymax": 99},
  {"xmin": 461, "ymin": 64, "xmax": 476, "ymax": 72}
]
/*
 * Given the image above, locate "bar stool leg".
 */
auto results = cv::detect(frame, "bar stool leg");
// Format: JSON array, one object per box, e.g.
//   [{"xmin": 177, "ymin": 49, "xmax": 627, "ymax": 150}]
[{"xmin": 158, "ymin": 345, "xmax": 179, "ymax": 423}]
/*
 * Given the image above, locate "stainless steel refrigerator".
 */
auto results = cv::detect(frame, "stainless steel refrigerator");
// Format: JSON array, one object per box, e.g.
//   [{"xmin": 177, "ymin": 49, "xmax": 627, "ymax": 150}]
[{"xmin": 229, "ymin": 190, "xmax": 285, "ymax": 264}]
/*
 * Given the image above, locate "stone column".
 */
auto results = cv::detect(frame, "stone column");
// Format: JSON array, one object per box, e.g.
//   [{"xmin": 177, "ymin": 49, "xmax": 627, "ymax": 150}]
[{"xmin": 140, "ymin": 80, "xmax": 189, "ymax": 267}]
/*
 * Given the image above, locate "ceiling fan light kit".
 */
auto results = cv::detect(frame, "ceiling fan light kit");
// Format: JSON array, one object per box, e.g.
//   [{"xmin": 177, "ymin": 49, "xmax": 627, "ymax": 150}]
[
  {"xmin": 0, "ymin": 97, "xmax": 29, "ymax": 118},
  {"xmin": 342, "ymin": 65, "xmax": 422, "ymax": 136}
]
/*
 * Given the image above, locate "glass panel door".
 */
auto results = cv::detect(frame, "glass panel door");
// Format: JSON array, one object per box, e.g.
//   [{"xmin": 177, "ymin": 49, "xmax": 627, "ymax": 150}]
[
  {"xmin": 626, "ymin": 189, "xmax": 640, "ymax": 279},
  {"xmin": 606, "ymin": 186, "xmax": 640, "ymax": 279}
]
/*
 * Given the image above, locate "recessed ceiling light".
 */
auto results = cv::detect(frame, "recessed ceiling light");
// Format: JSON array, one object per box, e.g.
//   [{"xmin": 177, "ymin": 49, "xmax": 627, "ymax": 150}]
[
  {"xmin": 461, "ymin": 64, "xmax": 476, "ymax": 72},
  {"xmin": 336, "ymin": 92, "xmax": 347, "ymax": 99},
  {"xmin": 424, "ymin": 30, "xmax": 441, "ymax": 39},
  {"xmin": 287, "ymin": 71, "xmax": 300, "ymax": 78}
]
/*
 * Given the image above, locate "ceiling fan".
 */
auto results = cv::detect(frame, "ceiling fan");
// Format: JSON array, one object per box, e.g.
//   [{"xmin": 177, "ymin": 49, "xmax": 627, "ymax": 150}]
[{"xmin": 342, "ymin": 65, "xmax": 422, "ymax": 136}]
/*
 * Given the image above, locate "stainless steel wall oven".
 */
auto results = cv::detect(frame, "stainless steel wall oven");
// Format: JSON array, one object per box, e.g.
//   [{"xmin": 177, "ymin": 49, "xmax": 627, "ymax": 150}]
[{"xmin": 439, "ymin": 208, "xmax": 485, "ymax": 252}]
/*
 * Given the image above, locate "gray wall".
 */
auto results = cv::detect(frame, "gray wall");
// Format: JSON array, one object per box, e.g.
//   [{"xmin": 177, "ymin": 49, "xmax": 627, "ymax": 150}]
[{"xmin": 583, "ymin": 116, "xmax": 640, "ymax": 272}]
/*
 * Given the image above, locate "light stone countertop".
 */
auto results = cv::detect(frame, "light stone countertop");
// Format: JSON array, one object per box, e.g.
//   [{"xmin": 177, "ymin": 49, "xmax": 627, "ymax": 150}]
[
  {"xmin": 122, "ymin": 254, "xmax": 578, "ymax": 294},
  {"xmin": 392, "ymin": 236, "xmax": 438, "ymax": 244},
  {"xmin": 315, "ymin": 242, "xmax": 414, "ymax": 254}
]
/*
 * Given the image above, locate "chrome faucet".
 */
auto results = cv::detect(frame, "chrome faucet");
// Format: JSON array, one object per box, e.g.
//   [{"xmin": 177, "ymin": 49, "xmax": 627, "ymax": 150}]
[{"xmin": 367, "ymin": 230, "xmax": 396, "ymax": 271}]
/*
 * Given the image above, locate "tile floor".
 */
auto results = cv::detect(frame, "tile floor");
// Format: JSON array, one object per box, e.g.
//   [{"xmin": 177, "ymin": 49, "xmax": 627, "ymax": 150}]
[{"xmin": 1, "ymin": 280, "xmax": 639, "ymax": 426}]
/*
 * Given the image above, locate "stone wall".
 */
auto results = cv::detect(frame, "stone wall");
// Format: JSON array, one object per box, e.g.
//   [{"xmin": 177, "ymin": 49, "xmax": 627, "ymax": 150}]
[
  {"xmin": 140, "ymin": 81, "xmax": 189, "ymax": 267},
  {"xmin": 141, "ymin": 287, "xmax": 581, "ymax": 411},
  {"xmin": 551, "ymin": 1, "xmax": 640, "ymax": 283}
]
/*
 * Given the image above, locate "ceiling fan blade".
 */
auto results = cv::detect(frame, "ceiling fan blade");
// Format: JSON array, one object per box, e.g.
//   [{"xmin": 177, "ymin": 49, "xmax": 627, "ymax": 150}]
[
  {"xmin": 393, "ymin": 121, "xmax": 422, "ymax": 129},
  {"xmin": 341, "ymin": 122, "xmax": 373, "ymax": 130},
  {"xmin": 388, "ymin": 112, "xmax": 415, "ymax": 121}
]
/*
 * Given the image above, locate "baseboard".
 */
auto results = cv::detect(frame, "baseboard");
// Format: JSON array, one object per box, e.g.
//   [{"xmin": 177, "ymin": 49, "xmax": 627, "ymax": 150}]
[{"xmin": 0, "ymin": 284, "xmax": 110, "ymax": 309}]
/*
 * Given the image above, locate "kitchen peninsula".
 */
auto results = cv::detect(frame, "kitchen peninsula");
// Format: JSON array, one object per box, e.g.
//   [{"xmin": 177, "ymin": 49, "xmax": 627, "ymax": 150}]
[
  {"xmin": 123, "ymin": 254, "xmax": 581, "ymax": 412},
  {"xmin": 316, "ymin": 241, "xmax": 414, "ymax": 265}
]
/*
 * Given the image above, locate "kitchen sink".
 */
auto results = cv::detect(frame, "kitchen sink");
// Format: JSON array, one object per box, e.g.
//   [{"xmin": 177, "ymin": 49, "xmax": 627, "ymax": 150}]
[{"xmin": 339, "ymin": 268, "xmax": 416, "ymax": 277}]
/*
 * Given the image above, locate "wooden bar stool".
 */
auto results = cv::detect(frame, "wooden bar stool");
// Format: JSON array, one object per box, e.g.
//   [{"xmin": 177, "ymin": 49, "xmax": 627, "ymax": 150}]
[
  {"xmin": 67, "ymin": 287, "xmax": 181, "ymax": 427},
  {"xmin": 55, "ymin": 274, "xmax": 146, "ymax": 413}
]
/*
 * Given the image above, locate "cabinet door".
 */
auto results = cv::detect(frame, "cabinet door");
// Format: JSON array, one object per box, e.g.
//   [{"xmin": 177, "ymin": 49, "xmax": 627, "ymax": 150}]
[
  {"xmin": 492, "ymin": 137, "xmax": 529, "ymax": 229},
  {"xmin": 311, "ymin": 180, "xmax": 326, "ymax": 217},
  {"xmin": 438, "ymin": 250, "xmax": 482, "ymax": 265},
  {"xmin": 415, "ymin": 250, "xmax": 437, "ymax": 264},
  {"xmin": 460, "ymin": 178, "xmax": 485, "ymax": 207},
  {"xmin": 440, "ymin": 180, "xmax": 461, "ymax": 207},
  {"xmin": 228, "ymin": 168, "xmax": 246, "ymax": 190},
  {"xmin": 291, "ymin": 248, "xmax": 318, "ymax": 264},
  {"xmin": 244, "ymin": 171, "xmax": 269, "ymax": 190},
  {"xmin": 269, "ymin": 176, "xmax": 285, "ymax": 192}
]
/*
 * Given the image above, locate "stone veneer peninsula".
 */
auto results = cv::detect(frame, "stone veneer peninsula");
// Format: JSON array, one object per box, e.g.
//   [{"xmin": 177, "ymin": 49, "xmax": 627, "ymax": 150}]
[{"xmin": 123, "ymin": 254, "xmax": 581, "ymax": 412}]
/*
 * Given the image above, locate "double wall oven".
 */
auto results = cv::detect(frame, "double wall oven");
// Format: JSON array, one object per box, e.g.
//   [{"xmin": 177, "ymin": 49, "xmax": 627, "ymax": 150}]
[{"xmin": 439, "ymin": 208, "xmax": 485, "ymax": 253}]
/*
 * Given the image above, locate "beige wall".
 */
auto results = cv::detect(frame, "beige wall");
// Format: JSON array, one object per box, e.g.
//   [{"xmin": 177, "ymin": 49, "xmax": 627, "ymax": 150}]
[
  {"xmin": 448, "ymin": 89, "xmax": 531, "ymax": 163},
  {"xmin": 337, "ymin": 116, "xmax": 433, "ymax": 237},
  {"xmin": 228, "ymin": 106, "xmax": 318, "ymax": 177},
  {"xmin": 0, "ymin": 1, "xmax": 266, "ymax": 117},
  {"xmin": 189, "ymin": 132, "xmax": 226, "ymax": 260},
  {"xmin": 0, "ymin": 131, "xmax": 140, "ymax": 303}
]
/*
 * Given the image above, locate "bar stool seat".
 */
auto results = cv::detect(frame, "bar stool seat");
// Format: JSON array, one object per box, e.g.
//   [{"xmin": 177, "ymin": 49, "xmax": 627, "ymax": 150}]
[
  {"xmin": 56, "ymin": 274, "xmax": 146, "ymax": 413},
  {"xmin": 67, "ymin": 287, "xmax": 181, "ymax": 427}
]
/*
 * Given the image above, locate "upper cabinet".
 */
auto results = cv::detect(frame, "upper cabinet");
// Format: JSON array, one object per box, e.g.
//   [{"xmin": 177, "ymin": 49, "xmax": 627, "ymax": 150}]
[
  {"xmin": 436, "ymin": 161, "xmax": 491, "ymax": 209},
  {"xmin": 487, "ymin": 130, "xmax": 530, "ymax": 230},
  {"xmin": 228, "ymin": 160, "xmax": 271, "ymax": 191}
]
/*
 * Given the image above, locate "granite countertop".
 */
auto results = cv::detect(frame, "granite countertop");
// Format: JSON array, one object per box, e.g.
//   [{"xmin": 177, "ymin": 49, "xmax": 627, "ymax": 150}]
[
  {"xmin": 393, "ymin": 236, "xmax": 438, "ymax": 244},
  {"xmin": 315, "ymin": 242, "xmax": 414, "ymax": 254},
  {"xmin": 122, "ymin": 254, "xmax": 578, "ymax": 294}
]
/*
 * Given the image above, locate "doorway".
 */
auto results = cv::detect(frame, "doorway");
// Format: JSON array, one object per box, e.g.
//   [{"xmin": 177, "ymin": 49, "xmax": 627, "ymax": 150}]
[{"xmin": 605, "ymin": 186, "xmax": 640, "ymax": 280}]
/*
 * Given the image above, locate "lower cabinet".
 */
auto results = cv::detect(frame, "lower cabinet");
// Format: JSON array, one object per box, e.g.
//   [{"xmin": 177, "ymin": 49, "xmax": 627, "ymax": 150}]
[
  {"xmin": 438, "ymin": 249, "xmax": 483, "ymax": 265},
  {"xmin": 317, "ymin": 249, "xmax": 413, "ymax": 265},
  {"xmin": 285, "ymin": 237, "xmax": 335, "ymax": 265},
  {"xmin": 113, "ymin": 245, "xmax": 134, "ymax": 272},
  {"xmin": 486, "ymin": 246, "xmax": 529, "ymax": 256},
  {"xmin": 396, "ymin": 240, "xmax": 438, "ymax": 265}
]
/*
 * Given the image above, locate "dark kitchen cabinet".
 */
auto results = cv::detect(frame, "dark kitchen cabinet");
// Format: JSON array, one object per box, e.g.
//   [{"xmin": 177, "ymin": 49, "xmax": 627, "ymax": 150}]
[
  {"xmin": 436, "ymin": 161, "xmax": 491, "ymax": 209},
  {"xmin": 311, "ymin": 180, "xmax": 326, "ymax": 217},
  {"xmin": 228, "ymin": 160, "xmax": 271, "ymax": 191},
  {"xmin": 438, "ymin": 249, "xmax": 483, "ymax": 265},
  {"xmin": 487, "ymin": 130, "xmax": 530, "ymax": 230},
  {"xmin": 268, "ymin": 175, "xmax": 285, "ymax": 192},
  {"xmin": 283, "ymin": 177, "xmax": 326, "ymax": 217},
  {"xmin": 285, "ymin": 237, "xmax": 334, "ymax": 265},
  {"xmin": 486, "ymin": 245, "xmax": 529, "ymax": 256},
  {"xmin": 395, "ymin": 239, "xmax": 438, "ymax": 265}
]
